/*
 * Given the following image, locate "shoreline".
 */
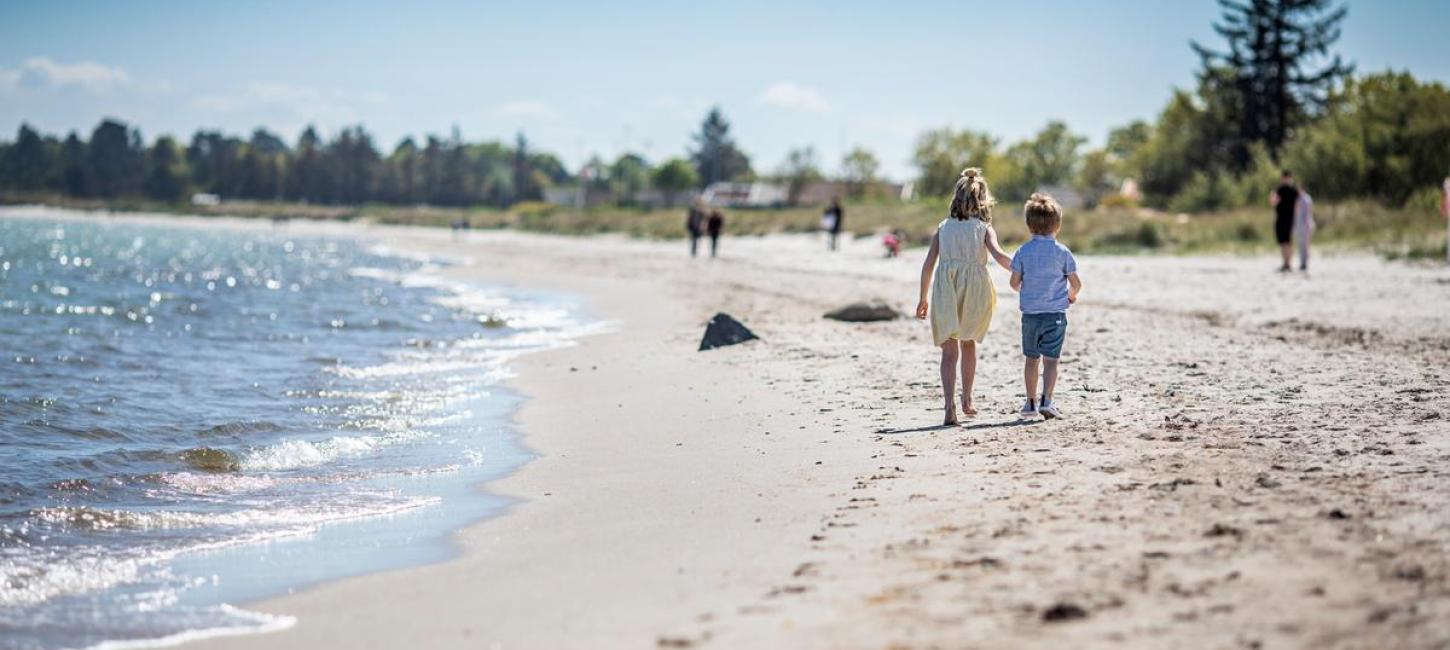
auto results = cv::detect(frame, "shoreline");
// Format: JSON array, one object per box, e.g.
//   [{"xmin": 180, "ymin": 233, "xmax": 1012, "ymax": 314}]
[
  {"xmin": 0, "ymin": 206, "xmax": 596, "ymax": 650},
  {"xmin": 6, "ymin": 206, "xmax": 1448, "ymax": 648}
]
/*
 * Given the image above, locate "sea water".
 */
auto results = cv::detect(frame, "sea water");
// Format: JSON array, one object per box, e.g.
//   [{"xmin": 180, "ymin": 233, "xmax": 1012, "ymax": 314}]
[{"xmin": 0, "ymin": 208, "xmax": 593, "ymax": 649}]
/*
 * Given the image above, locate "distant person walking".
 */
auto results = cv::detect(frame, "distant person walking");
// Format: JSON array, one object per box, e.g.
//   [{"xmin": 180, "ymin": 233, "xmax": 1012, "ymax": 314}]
[
  {"xmin": 686, "ymin": 199, "xmax": 707, "ymax": 257},
  {"xmin": 1443, "ymin": 176, "xmax": 1450, "ymax": 264},
  {"xmin": 1294, "ymin": 185, "xmax": 1315, "ymax": 271},
  {"xmin": 824, "ymin": 198, "xmax": 845, "ymax": 251},
  {"xmin": 707, "ymin": 209, "xmax": 724, "ymax": 258},
  {"xmin": 1269, "ymin": 170, "xmax": 1300, "ymax": 272}
]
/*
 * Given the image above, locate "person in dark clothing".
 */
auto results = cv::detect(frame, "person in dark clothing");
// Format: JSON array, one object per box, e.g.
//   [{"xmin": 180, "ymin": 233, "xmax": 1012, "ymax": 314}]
[
  {"xmin": 686, "ymin": 199, "xmax": 707, "ymax": 257},
  {"xmin": 826, "ymin": 197, "xmax": 845, "ymax": 251},
  {"xmin": 706, "ymin": 209, "xmax": 724, "ymax": 258},
  {"xmin": 1269, "ymin": 171, "xmax": 1300, "ymax": 272}
]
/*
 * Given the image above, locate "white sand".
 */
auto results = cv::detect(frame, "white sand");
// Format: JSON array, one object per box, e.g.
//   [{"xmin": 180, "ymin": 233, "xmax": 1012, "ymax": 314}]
[{"xmin": 29, "ymin": 210, "xmax": 1438, "ymax": 650}]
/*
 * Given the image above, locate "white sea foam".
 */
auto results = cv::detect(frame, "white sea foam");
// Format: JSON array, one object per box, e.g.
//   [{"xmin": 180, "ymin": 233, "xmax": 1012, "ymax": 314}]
[
  {"xmin": 158, "ymin": 472, "xmax": 278, "ymax": 494},
  {"xmin": 238, "ymin": 431, "xmax": 424, "ymax": 471},
  {"xmin": 83, "ymin": 605, "xmax": 296, "ymax": 650}
]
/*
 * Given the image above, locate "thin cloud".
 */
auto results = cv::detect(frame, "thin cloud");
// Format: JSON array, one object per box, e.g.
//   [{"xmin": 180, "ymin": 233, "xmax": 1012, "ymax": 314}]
[
  {"xmin": 756, "ymin": 81, "xmax": 830, "ymax": 113},
  {"xmin": 0, "ymin": 57, "xmax": 130, "ymax": 93},
  {"xmin": 193, "ymin": 82, "xmax": 378, "ymax": 129},
  {"xmin": 489, "ymin": 100, "xmax": 562, "ymax": 120}
]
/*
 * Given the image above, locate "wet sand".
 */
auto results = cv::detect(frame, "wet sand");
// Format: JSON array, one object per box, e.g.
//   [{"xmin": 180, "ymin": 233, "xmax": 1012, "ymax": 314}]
[{"xmin": 153, "ymin": 222, "xmax": 1450, "ymax": 650}]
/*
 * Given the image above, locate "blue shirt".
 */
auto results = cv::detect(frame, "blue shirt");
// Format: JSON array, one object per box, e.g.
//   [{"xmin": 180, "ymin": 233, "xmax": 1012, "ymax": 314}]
[{"xmin": 1011, "ymin": 235, "xmax": 1078, "ymax": 314}]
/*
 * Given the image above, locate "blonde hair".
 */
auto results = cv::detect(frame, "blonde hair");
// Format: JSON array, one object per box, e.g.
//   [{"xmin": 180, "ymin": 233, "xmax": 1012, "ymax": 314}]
[
  {"xmin": 1024, "ymin": 193, "xmax": 1063, "ymax": 235},
  {"xmin": 948, "ymin": 167, "xmax": 995, "ymax": 222}
]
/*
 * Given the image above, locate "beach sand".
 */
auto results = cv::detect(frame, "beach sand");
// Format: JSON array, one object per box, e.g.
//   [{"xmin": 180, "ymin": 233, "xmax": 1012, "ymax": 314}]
[{"xmin": 164, "ymin": 222, "xmax": 1450, "ymax": 650}]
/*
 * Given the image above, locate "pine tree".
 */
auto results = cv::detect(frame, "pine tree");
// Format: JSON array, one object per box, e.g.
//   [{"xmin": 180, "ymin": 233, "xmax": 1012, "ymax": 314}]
[
  {"xmin": 1192, "ymin": 0, "xmax": 1352, "ymax": 160},
  {"xmin": 289, "ymin": 126, "xmax": 329, "ymax": 202},
  {"xmin": 88, "ymin": 119, "xmax": 145, "ymax": 197},
  {"xmin": 689, "ymin": 108, "xmax": 752, "ymax": 188},
  {"xmin": 143, "ymin": 136, "xmax": 189, "ymax": 201},
  {"xmin": 59, "ymin": 133, "xmax": 89, "ymax": 196},
  {"xmin": 511, "ymin": 132, "xmax": 540, "ymax": 203},
  {"xmin": 6, "ymin": 125, "xmax": 57, "ymax": 191}
]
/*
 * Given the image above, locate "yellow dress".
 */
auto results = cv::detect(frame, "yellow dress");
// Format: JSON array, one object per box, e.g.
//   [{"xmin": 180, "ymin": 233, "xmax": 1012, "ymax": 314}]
[{"xmin": 930, "ymin": 216, "xmax": 996, "ymax": 346}]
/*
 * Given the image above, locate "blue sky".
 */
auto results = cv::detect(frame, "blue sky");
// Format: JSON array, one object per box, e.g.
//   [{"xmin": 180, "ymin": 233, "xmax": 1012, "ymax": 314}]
[{"xmin": 1, "ymin": 0, "xmax": 1446, "ymax": 180}]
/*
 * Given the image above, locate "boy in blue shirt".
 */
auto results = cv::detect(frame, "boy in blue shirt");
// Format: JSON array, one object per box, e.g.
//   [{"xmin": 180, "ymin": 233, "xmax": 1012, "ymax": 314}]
[{"xmin": 1009, "ymin": 194, "xmax": 1082, "ymax": 419}]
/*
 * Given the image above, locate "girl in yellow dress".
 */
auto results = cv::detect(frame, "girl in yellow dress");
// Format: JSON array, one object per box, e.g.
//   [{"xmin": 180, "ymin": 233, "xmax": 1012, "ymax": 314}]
[{"xmin": 915, "ymin": 168, "xmax": 1013, "ymax": 424}]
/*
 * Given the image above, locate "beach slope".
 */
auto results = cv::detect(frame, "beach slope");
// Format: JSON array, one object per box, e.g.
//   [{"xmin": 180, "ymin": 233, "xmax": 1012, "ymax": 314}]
[{"xmin": 194, "ymin": 227, "xmax": 1450, "ymax": 650}]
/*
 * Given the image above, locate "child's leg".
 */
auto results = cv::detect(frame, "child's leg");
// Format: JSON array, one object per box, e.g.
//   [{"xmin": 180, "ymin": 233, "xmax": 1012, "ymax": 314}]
[
  {"xmin": 1042, "ymin": 357, "xmax": 1060, "ymax": 402},
  {"xmin": 940, "ymin": 340, "xmax": 960, "ymax": 421},
  {"xmin": 958, "ymin": 340, "xmax": 977, "ymax": 413},
  {"xmin": 1023, "ymin": 356, "xmax": 1039, "ymax": 403}
]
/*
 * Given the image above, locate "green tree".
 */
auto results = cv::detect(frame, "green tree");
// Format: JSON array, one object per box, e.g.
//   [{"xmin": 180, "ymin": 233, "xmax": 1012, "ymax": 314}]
[
  {"xmin": 1192, "ymin": 0, "xmax": 1352, "ymax": 160},
  {"xmin": 469, "ymin": 141, "xmax": 514, "ymax": 207},
  {"xmin": 1106, "ymin": 121, "xmax": 1151, "ymax": 162},
  {"xmin": 143, "ymin": 135, "xmax": 189, "ymax": 201},
  {"xmin": 288, "ymin": 126, "xmax": 330, "ymax": 202},
  {"xmin": 187, "ymin": 130, "xmax": 245, "ymax": 197},
  {"xmin": 88, "ymin": 119, "xmax": 145, "ymax": 198},
  {"xmin": 840, "ymin": 147, "xmax": 880, "ymax": 198},
  {"xmin": 1284, "ymin": 71, "xmax": 1450, "ymax": 205},
  {"xmin": 608, "ymin": 153, "xmax": 652, "ymax": 204},
  {"xmin": 652, "ymin": 157, "xmax": 698, "ymax": 205},
  {"xmin": 512, "ymin": 132, "xmax": 541, "ymax": 202},
  {"xmin": 689, "ymin": 107, "xmax": 752, "ymax": 187},
  {"xmin": 912, "ymin": 128, "xmax": 999, "ymax": 197},
  {"xmin": 335, "ymin": 126, "xmax": 381, "ymax": 204},
  {"xmin": 1129, "ymin": 73, "xmax": 1244, "ymax": 206},
  {"xmin": 777, "ymin": 146, "xmax": 823, "ymax": 205},
  {"xmin": 1075, "ymin": 149, "xmax": 1115, "ymax": 208},
  {"xmin": 5, "ymin": 124, "xmax": 55, "ymax": 191},
  {"xmin": 380, "ymin": 137, "xmax": 420, "ymax": 204},
  {"xmin": 59, "ymin": 132, "xmax": 89, "ymax": 196},
  {"xmin": 1000, "ymin": 120, "xmax": 1086, "ymax": 198}
]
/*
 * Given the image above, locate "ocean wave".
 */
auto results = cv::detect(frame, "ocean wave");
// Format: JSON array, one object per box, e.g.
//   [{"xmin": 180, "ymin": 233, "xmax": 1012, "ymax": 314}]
[
  {"xmin": 236, "ymin": 427, "xmax": 434, "ymax": 471},
  {"xmin": 178, "ymin": 447, "xmax": 240, "ymax": 472},
  {"xmin": 157, "ymin": 472, "xmax": 279, "ymax": 495},
  {"xmin": 31, "ymin": 494, "xmax": 439, "ymax": 533},
  {"xmin": 194, "ymin": 421, "xmax": 284, "ymax": 438}
]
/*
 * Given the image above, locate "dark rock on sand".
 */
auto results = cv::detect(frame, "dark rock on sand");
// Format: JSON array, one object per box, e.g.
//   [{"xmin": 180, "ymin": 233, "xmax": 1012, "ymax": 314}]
[
  {"xmin": 824, "ymin": 302, "xmax": 901, "ymax": 322},
  {"xmin": 1041, "ymin": 602, "xmax": 1089, "ymax": 622},
  {"xmin": 1205, "ymin": 523, "xmax": 1244, "ymax": 539},
  {"xmin": 699, "ymin": 313, "xmax": 759, "ymax": 351}
]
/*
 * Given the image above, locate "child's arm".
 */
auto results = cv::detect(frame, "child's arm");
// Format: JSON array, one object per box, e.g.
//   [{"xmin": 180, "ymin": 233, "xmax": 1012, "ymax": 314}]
[
  {"xmin": 983, "ymin": 225, "xmax": 1013, "ymax": 271},
  {"xmin": 1067, "ymin": 272, "xmax": 1082, "ymax": 303},
  {"xmin": 916, "ymin": 233, "xmax": 940, "ymax": 319},
  {"xmin": 1009, "ymin": 271, "xmax": 1023, "ymax": 292}
]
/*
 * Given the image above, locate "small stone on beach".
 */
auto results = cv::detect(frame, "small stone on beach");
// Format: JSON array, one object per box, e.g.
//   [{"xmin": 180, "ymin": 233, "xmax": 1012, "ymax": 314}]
[
  {"xmin": 1041, "ymin": 602, "xmax": 1089, "ymax": 622},
  {"xmin": 823, "ymin": 302, "xmax": 901, "ymax": 322}
]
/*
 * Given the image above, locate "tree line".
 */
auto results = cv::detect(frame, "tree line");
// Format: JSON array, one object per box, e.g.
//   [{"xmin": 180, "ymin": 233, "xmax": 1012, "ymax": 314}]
[
  {"xmin": 2, "ymin": 1, "xmax": 1447, "ymax": 213},
  {"xmin": 0, "ymin": 120, "xmax": 581, "ymax": 207}
]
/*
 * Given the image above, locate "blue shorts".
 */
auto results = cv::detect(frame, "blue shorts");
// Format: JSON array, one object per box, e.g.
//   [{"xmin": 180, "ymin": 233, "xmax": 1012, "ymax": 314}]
[{"xmin": 1021, "ymin": 312, "xmax": 1068, "ymax": 359}]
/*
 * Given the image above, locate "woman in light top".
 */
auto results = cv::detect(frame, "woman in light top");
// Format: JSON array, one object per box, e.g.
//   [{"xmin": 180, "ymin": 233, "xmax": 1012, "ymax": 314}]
[
  {"xmin": 915, "ymin": 168, "xmax": 1013, "ymax": 424},
  {"xmin": 1294, "ymin": 185, "xmax": 1315, "ymax": 271}
]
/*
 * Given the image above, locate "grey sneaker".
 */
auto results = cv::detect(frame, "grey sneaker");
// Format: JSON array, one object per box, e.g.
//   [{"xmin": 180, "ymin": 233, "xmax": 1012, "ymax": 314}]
[
  {"xmin": 1019, "ymin": 399, "xmax": 1038, "ymax": 419},
  {"xmin": 1039, "ymin": 401, "xmax": 1062, "ymax": 420}
]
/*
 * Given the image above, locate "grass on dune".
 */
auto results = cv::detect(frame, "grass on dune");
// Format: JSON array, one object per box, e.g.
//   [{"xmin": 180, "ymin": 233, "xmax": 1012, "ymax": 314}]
[{"xmin": 5, "ymin": 192, "xmax": 1446, "ymax": 260}]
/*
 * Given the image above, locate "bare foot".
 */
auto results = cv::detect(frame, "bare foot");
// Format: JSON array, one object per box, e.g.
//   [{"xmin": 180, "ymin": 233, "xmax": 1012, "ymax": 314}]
[
  {"xmin": 961, "ymin": 403, "xmax": 979, "ymax": 417},
  {"xmin": 943, "ymin": 406, "xmax": 959, "ymax": 426}
]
